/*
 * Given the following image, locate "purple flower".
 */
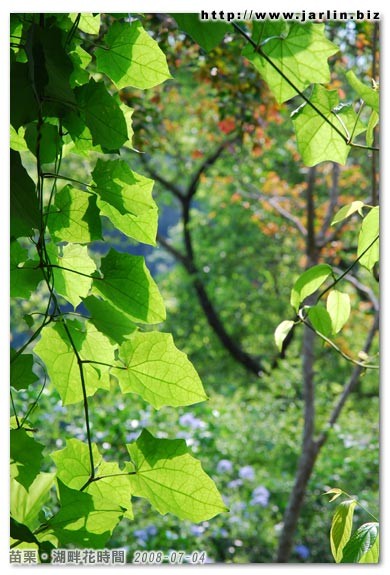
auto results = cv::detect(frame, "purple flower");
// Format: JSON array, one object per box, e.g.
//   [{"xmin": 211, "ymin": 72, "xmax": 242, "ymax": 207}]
[
  {"xmin": 227, "ymin": 479, "xmax": 243, "ymax": 489},
  {"xmin": 250, "ymin": 485, "xmax": 270, "ymax": 507},
  {"xmin": 294, "ymin": 544, "xmax": 310, "ymax": 560},
  {"xmin": 190, "ymin": 525, "xmax": 205, "ymax": 536},
  {"xmin": 239, "ymin": 465, "xmax": 255, "ymax": 480},
  {"xmin": 179, "ymin": 412, "xmax": 205, "ymax": 429},
  {"xmin": 217, "ymin": 459, "xmax": 233, "ymax": 473}
]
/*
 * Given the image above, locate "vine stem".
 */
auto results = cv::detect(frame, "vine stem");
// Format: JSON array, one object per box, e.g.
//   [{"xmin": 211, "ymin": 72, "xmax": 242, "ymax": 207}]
[
  {"xmin": 335, "ymin": 490, "xmax": 379, "ymax": 522},
  {"xmin": 232, "ymin": 22, "xmax": 379, "ymax": 152}
]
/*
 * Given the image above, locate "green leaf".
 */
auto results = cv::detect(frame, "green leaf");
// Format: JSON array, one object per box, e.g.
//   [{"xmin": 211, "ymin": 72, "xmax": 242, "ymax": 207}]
[
  {"xmin": 82, "ymin": 295, "xmax": 136, "ymax": 344},
  {"xmin": 47, "ymin": 243, "xmax": 96, "ymax": 308},
  {"xmin": 346, "ymin": 70, "xmax": 379, "ymax": 112},
  {"xmin": 48, "ymin": 185, "xmax": 102, "ymax": 244},
  {"xmin": 92, "ymin": 159, "xmax": 158, "ymax": 245},
  {"xmin": 25, "ymin": 122, "xmax": 62, "ymax": 164},
  {"xmin": 51, "ymin": 439, "xmax": 102, "ymax": 490},
  {"xmin": 11, "ymin": 472, "xmax": 55, "ymax": 529},
  {"xmin": 34, "ymin": 321, "xmax": 115, "ymax": 405},
  {"xmin": 70, "ymin": 13, "xmax": 101, "ymax": 35},
  {"xmin": 10, "ymin": 241, "xmax": 42, "ymax": 299},
  {"xmin": 331, "ymin": 201, "xmax": 365, "ymax": 226},
  {"xmin": 292, "ymin": 85, "xmax": 367, "ymax": 166},
  {"xmin": 172, "ymin": 14, "xmax": 229, "ymax": 52},
  {"xmin": 75, "ymin": 79, "xmax": 128, "ymax": 151},
  {"xmin": 330, "ymin": 499, "xmax": 357, "ymax": 562},
  {"xmin": 307, "ymin": 305, "xmax": 332, "ymax": 337},
  {"xmin": 290, "ymin": 264, "xmax": 333, "ymax": 311},
  {"xmin": 46, "ymin": 480, "xmax": 124, "ymax": 548},
  {"xmin": 243, "ymin": 23, "xmax": 338, "ymax": 103},
  {"xmin": 327, "ymin": 290, "xmax": 351, "ymax": 334},
  {"xmin": 92, "ymin": 249, "xmax": 166, "ymax": 324},
  {"xmin": 69, "ymin": 42, "xmax": 92, "ymax": 87},
  {"xmin": 10, "ymin": 61, "xmax": 39, "ymax": 130},
  {"xmin": 51, "ymin": 440, "xmax": 133, "ymax": 519},
  {"xmin": 10, "ymin": 125, "xmax": 28, "ymax": 152},
  {"xmin": 357, "ymin": 206, "xmax": 379, "ymax": 272},
  {"xmin": 10, "ymin": 517, "xmax": 39, "ymax": 545},
  {"xmin": 10, "ymin": 352, "xmax": 38, "ymax": 391},
  {"xmin": 274, "ymin": 320, "xmax": 294, "ymax": 352},
  {"xmin": 10, "ymin": 429, "xmax": 45, "ymax": 489},
  {"xmin": 341, "ymin": 522, "xmax": 379, "ymax": 563},
  {"xmin": 127, "ymin": 429, "xmax": 227, "ymax": 522},
  {"xmin": 10, "ymin": 150, "xmax": 40, "ymax": 238},
  {"xmin": 366, "ymin": 110, "xmax": 379, "ymax": 147},
  {"xmin": 95, "ymin": 21, "xmax": 171, "ymax": 90},
  {"xmin": 116, "ymin": 332, "xmax": 207, "ymax": 409},
  {"xmin": 251, "ymin": 20, "xmax": 288, "ymax": 43}
]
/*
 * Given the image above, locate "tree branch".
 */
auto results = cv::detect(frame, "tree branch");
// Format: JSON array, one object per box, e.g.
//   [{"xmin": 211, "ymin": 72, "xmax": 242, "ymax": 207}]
[
  {"xmin": 316, "ymin": 163, "xmax": 340, "ymax": 245},
  {"xmin": 139, "ymin": 154, "xmax": 184, "ymax": 200}
]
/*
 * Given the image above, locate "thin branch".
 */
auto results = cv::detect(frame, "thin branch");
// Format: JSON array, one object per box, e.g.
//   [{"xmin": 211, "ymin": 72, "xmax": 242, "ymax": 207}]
[
  {"xmin": 316, "ymin": 312, "xmax": 379, "ymax": 448},
  {"xmin": 139, "ymin": 155, "xmax": 184, "ymax": 199}
]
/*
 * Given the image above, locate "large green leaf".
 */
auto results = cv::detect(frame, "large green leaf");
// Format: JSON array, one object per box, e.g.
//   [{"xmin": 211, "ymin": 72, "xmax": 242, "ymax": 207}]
[
  {"xmin": 10, "ymin": 352, "xmax": 38, "ymax": 391},
  {"xmin": 51, "ymin": 439, "xmax": 102, "ymax": 490},
  {"xmin": 292, "ymin": 85, "xmax": 366, "ymax": 166},
  {"xmin": 70, "ymin": 13, "xmax": 101, "ymax": 35},
  {"xmin": 48, "ymin": 243, "xmax": 96, "ymax": 308},
  {"xmin": 330, "ymin": 499, "xmax": 357, "ymax": 562},
  {"xmin": 127, "ymin": 429, "xmax": 227, "ymax": 522},
  {"xmin": 10, "ymin": 151, "xmax": 40, "ymax": 239},
  {"xmin": 346, "ymin": 70, "xmax": 379, "ymax": 112},
  {"xmin": 10, "ymin": 241, "xmax": 42, "ymax": 299},
  {"xmin": 290, "ymin": 264, "xmax": 333, "ymax": 311},
  {"xmin": 48, "ymin": 185, "xmax": 102, "ymax": 244},
  {"xmin": 11, "ymin": 472, "xmax": 55, "ymax": 529},
  {"xmin": 326, "ymin": 290, "xmax": 351, "ymax": 334},
  {"xmin": 51, "ymin": 441, "xmax": 133, "ymax": 519},
  {"xmin": 116, "ymin": 332, "xmax": 207, "ymax": 409},
  {"xmin": 366, "ymin": 110, "xmax": 379, "ymax": 147},
  {"xmin": 357, "ymin": 206, "xmax": 379, "ymax": 272},
  {"xmin": 92, "ymin": 159, "xmax": 158, "ymax": 245},
  {"xmin": 10, "ymin": 429, "xmax": 45, "ymax": 490},
  {"xmin": 92, "ymin": 249, "xmax": 166, "ymax": 324},
  {"xmin": 45, "ymin": 480, "xmax": 124, "ymax": 548},
  {"xmin": 95, "ymin": 21, "xmax": 171, "ymax": 90},
  {"xmin": 75, "ymin": 79, "xmax": 128, "ymax": 151},
  {"xmin": 34, "ymin": 321, "xmax": 115, "ymax": 405},
  {"xmin": 307, "ymin": 305, "xmax": 332, "ymax": 337},
  {"xmin": 341, "ymin": 522, "xmax": 379, "ymax": 563},
  {"xmin": 243, "ymin": 23, "xmax": 338, "ymax": 103},
  {"xmin": 172, "ymin": 14, "xmax": 229, "ymax": 52},
  {"xmin": 82, "ymin": 295, "xmax": 136, "ymax": 344},
  {"xmin": 69, "ymin": 42, "xmax": 92, "ymax": 88}
]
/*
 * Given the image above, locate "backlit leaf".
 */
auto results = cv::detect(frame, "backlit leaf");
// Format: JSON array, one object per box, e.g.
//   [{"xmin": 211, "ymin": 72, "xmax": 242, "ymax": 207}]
[
  {"xmin": 70, "ymin": 13, "xmax": 101, "ymax": 35},
  {"xmin": 92, "ymin": 249, "xmax": 166, "ymax": 324},
  {"xmin": 11, "ymin": 472, "xmax": 55, "ymax": 529},
  {"xmin": 51, "ymin": 439, "xmax": 102, "ymax": 490},
  {"xmin": 243, "ymin": 23, "xmax": 338, "ymax": 103},
  {"xmin": 330, "ymin": 499, "xmax": 357, "ymax": 562},
  {"xmin": 331, "ymin": 201, "xmax": 365, "ymax": 226},
  {"xmin": 292, "ymin": 86, "xmax": 366, "ymax": 166},
  {"xmin": 127, "ymin": 429, "xmax": 227, "ymax": 522},
  {"xmin": 274, "ymin": 320, "xmax": 294, "ymax": 352},
  {"xmin": 10, "ymin": 352, "xmax": 38, "ymax": 391},
  {"xmin": 327, "ymin": 290, "xmax": 351, "ymax": 334},
  {"xmin": 357, "ymin": 206, "xmax": 379, "ymax": 271},
  {"xmin": 95, "ymin": 21, "xmax": 171, "ymax": 90},
  {"xmin": 92, "ymin": 159, "xmax": 157, "ymax": 245},
  {"xmin": 346, "ymin": 70, "xmax": 379, "ymax": 112},
  {"xmin": 116, "ymin": 332, "xmax": 207, "ymax": 409},
  {"xmin": 366, "ymin": 110, "xmax": 379, "ymax": 147},
  {"xmin": 290, "ymin": 264, "xmax": 333, "ymax": 311},
  {"xmin": 10, "ymin": 241, "xmax": 42, "ymax": 299},
  {"xmin": 48, "ymin": 185, "xmax": 102, "ymax": 244},
  {"xmin": 25, "ymin": 122, "xmax": 62, "ymax": 164}
]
